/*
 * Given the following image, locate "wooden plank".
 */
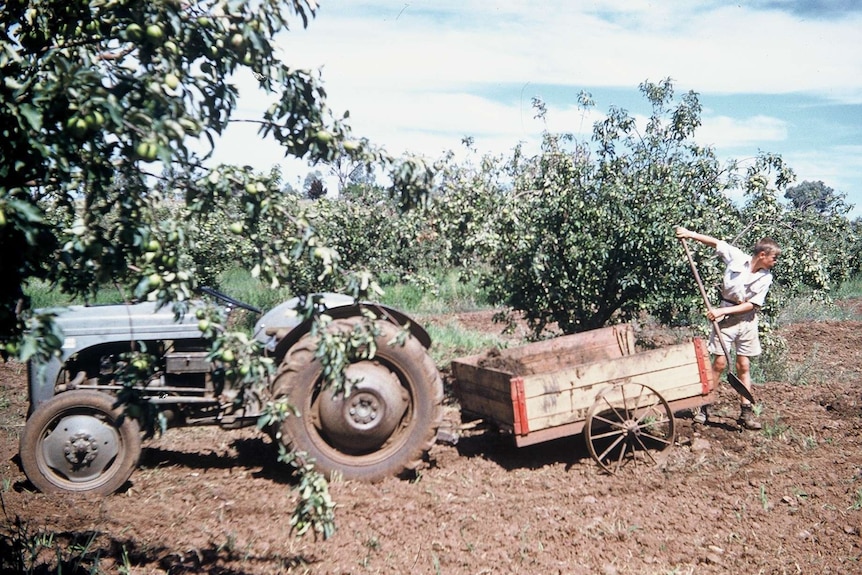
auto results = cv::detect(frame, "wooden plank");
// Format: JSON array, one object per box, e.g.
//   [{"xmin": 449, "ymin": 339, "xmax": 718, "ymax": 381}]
[
  {"xmin": 521, "ymin": 362, "xmax": 701, "ymax": 418},
  {"xmin": 504, "ymin": 325, "xmax": 635, "ymax": 373},
  {"xmin": 518, "ymin": 342, "xmax": 699, "ymax": 399},
  {"xmin": 450, "ymin": 324, "xmax": 635, "ymax": 376},
  {"xmin": 525, "ymin": 373, "xmax": 703, "ymax": 431},
  {"xmin": 452, "ymin": 377, "xmax": 512, "ymax": 405}
]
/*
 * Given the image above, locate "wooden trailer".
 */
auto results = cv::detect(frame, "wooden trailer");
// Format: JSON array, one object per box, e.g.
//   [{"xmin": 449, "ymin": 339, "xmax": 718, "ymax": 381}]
[{"xmin": 451, "ymin": 324, "xmax": 716, "ymax": 473}]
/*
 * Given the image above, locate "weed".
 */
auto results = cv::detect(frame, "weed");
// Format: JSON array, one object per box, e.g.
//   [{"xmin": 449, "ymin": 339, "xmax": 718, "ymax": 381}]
[
  {"xmin": 753, "ymin": 331, "xmax": 789, "ymax": 383},
  {"xmin": 759, "ymin": 485, "xmax": 769, "ymax": 510},
  {"xmin": 788, "ymin": 429, "xmax": 818, "ymax": 450},
  {"xmin": 582, "ymin": 516, "xmax": 639, "ymax": 541},
  {"xmin": 118, "ymin": 545, "xmax": 132, "ymax": 575},
  {"xmin": 218, "ymin": 532, "xmax": 238, "ymax": 554},
  {"xmin": 364, "ymin": 535, "xmax": 381, "ymax": 551},
  {"xmin": 784, "ymin": 344, "xmax": 828, "ymax": 386},
  {"xmin": 761, "ymin": 417, "xmax": 789, "ymax": 439},
  {"xmin": 848, "ymin": 488, "xmax": 862, "ymax": 511}
]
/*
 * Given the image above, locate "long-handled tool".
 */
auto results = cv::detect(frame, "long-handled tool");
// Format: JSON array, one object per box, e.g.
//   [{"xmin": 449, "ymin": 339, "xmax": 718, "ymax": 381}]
[{"xmin": 679, "ymin": 238, "xmax": 755, "ymax": 404}]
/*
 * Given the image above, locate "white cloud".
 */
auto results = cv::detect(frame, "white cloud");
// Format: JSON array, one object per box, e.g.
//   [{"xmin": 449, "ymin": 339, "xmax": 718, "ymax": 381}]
[
  {"xmin": 207, "ymin": 0, "xmax": 861, "ymax": 206},
  {"xmin": 697, "ymin": 114, "xmax": 788, "ymax": 148}
]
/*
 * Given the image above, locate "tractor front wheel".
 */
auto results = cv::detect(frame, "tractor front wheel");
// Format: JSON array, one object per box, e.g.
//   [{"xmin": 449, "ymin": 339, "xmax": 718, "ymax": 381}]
[{"xmin": 20, "ymin": 390, "xmax": 142, "ymax": 495}]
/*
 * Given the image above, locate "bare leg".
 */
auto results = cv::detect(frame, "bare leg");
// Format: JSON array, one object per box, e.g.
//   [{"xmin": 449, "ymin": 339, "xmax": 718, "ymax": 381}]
[
  {"xmin": 736, "ymin": 355, "xmax": 752, "ymax": 407},
  {"xmin": 711, "ymin": 354, "xmax": 727, "ymax": 393}
]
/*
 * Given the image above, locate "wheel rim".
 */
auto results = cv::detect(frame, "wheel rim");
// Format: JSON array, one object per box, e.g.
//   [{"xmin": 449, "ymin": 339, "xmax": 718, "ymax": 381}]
[
  {"xmin": 37, "ymin": 408, "xmax": 124, "ymax": 489},
  {"xmin": 313, "ymin": 360, "xmax": 411, "ymax": 456},
  {"xmin": 585, "ymin": 382, "xmax": 675, "ymax": 474}
]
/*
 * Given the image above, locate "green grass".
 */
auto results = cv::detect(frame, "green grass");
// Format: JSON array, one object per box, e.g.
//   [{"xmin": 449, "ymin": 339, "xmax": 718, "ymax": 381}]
[
  {"xmin": 379, "ymin": 270, "xmax": 489, "ymax": 314},
  {"xmin": 424, "ymin": 320, "xmax": 507, "ymax": 368},
  {"xmin": 25, "ymin": 278, "xmax": 126, "ymax": 309}
]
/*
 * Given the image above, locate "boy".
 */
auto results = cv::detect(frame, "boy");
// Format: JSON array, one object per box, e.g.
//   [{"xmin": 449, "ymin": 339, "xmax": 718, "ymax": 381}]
[{"xmin": 675, "ymin": 226, "xmax": 781, "ymax": 430}]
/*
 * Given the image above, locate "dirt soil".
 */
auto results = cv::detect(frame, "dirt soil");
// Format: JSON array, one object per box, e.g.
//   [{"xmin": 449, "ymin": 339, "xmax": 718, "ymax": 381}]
[{"xmin": 3, "ymin": 309, "xmax": 862, "ymax": 574}]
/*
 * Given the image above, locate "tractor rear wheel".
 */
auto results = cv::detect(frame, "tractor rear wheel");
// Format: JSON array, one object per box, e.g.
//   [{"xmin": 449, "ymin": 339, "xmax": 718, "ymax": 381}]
[{"xmin": 271, "ymin": 319, "xmax": 443, "ymax": 482}]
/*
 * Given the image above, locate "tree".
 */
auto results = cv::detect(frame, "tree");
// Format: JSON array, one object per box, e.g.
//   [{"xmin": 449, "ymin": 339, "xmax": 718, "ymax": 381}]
[
  {"xmin": 785, "ymin": 180, "xmax": 842, "ymax": 213},
  {"xmin": 0, "ymin": 0, "xmax": 434, "ymax": 539},
  {"xmin": 485, "ymin": 79, "xmax": 742, "ymax": 336},
  {"xmin": 0, "ymin": 0, "xmax": 432, "ymax": 353}
]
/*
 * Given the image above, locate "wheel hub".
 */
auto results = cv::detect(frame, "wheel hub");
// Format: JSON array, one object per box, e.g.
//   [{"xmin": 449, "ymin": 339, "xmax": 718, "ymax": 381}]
[
  {"xmin": 623, "ymin": 419, "xmax": 639, "ymax": 434},
  {"xmin": 316, "ymin": 361, "xmax": 408, "ymax": 453},
  {"xmin": 42, "ymin": 414, "xmax": 121, "ymax": 482},
  {"xmin": 64, "ymin": 432, "xmax": 100, "ymax": 465}
]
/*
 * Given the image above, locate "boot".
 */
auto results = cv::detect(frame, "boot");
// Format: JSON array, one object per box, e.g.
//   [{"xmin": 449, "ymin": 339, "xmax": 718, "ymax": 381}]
[
  {"xmin": 739, "ymin": 404, "xmax": 762, "ymax": 430},
  {"xmin": 692, "ymin": 405, "xmax": 708, "ymax": 425}
]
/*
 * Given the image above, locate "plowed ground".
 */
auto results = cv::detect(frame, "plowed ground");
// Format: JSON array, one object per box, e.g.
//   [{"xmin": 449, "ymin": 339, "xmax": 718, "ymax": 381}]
[{"xmin": 2, "ymin": 310, "xmax": 862, "ymax": 574}]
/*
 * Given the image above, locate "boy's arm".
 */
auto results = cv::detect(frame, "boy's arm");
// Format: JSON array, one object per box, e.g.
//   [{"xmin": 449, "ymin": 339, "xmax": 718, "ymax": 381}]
[
  {"xmin": 675, "ymin": 226, "xmax": 720, "ymax": 248},
  {"xmin": 708, "ymin": 301, "xmax": 756, "ymax": 322}
]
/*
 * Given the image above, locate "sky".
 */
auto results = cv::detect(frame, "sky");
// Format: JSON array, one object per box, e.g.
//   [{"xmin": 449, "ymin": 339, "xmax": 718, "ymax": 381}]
[{"xmin": 210, "ymin": 0, "xmax": 862, "ymax": 214}]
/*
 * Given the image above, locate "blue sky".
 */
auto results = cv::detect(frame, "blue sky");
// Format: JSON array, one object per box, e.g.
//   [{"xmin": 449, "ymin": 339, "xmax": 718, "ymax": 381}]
[{"xmin": 213, "ymin": 1, "xmax": 862, "ymax": 214}]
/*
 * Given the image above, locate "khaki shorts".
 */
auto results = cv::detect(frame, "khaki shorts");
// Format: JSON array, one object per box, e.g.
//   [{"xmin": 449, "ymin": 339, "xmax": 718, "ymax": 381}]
[{"xmin": 708, "ymin": 317, "xmax": 761, "ymax": 357}]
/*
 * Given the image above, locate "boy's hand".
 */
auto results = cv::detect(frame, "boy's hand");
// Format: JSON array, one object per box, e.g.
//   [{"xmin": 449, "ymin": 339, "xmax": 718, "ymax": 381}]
[{"xmin": 675, "ymin": 226, "xmax": 691, "ymax": 239}]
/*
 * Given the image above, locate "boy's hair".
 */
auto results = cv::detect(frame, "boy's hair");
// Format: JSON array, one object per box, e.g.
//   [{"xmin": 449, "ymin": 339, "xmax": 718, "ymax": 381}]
[{"xmin": 754, "ymin": 237, "xmax": 781, "ymax": 256}]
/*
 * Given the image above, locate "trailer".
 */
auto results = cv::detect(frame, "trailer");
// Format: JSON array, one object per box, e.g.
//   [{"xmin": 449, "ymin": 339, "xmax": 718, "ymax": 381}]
[{"xmin": 451, "ymin": 324, "xmax": 716, "ymax": 473}]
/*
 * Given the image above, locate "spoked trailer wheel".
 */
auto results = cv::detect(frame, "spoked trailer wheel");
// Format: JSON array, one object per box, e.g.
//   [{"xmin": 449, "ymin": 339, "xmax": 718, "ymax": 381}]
[
  {"xmin": 585, "ymin": 382, "xmax": 675, "ymax": 474},
  {"xmin": 19, "ymin": 390, "xmax": 142, "ymax": 495},
  {"xmin": 271, "ymin": 319, "xmax": 443, "ymax": 482}
]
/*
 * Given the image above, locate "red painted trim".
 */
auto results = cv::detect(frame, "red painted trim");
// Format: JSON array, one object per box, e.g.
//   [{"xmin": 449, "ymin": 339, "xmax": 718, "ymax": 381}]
[
  {"xmin": 693, "ymin": 337, "xmax": 712, "ymax": 395},
  {"xmin": 511, "ymin": 377, "xmax": 529, "ymax": 436}
]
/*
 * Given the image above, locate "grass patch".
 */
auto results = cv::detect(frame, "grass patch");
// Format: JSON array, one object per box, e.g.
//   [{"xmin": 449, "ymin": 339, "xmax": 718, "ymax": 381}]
[
  {"xmin": 214, "ymin": 267, "xmax": 293, "ymax": 312},
  {"xmin": 379, "ymin": 270, "xmax": 489, "ymax": 314},
  {"xmin": 777, "ymin": 298, "xmax": 862, "ymax": 324},
  {"xmin": 425, "ymin": 320, "xmax": 507, "ymax": 368},
  {"xmin": 25, "ymin": 279, "xmax": 127, "ymax": 308}
]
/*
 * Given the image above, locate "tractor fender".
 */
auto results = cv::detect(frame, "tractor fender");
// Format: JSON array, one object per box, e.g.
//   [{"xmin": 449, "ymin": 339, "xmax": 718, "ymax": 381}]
[{"xmin": 254, "ymin": 295, "xmax": 431, "ymax": 363}]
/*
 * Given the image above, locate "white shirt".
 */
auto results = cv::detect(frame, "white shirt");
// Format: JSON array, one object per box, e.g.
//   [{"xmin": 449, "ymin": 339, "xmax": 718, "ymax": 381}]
[{"xmin": 715, "ymin": 240, "xmax": 773, "ymax": 321}]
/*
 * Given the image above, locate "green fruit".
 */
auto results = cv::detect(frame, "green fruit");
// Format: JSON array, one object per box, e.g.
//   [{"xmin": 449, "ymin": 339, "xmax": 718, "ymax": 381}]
[
  {"xmin": 342, "ymin": 140, "xmax": 360, "ymax": 152},
  {"xmin": 230, "ymin": 33, "xmax": 244, "ymax": 48},
  {"xmin": 164, "ymin": 73, "xmax": 180, "ymax": 90},
  {"xmin": 135, "ymin": 141, "xmax": 158, "ymax": 161},
  {"xmin": 228, "ymin": 222, "xmax": 244, "ymax": 234},
  {"xmin": 146, "ymin": 24, "xmax": 164, "ymax": 41},
  {"xmin": 245, "ymin": 183, "xmax": 258, "ymax": 195},
  {"xmin": 221, "ymin": 349, "xmax": 235, "ymax": 363},
  {"xmin": 314, "ymin": 129, "xmax": 333, "ymax": 143},
  {"xmin": 125, "ymin": 23, "xmax": 143, "ymax": 41},
  {"xmin": 197, "ymin": 16, "xmax": 211, "ymax": 27},
  {"xmin": 146, "ymin": 239, "xmax": 161, "ymax": 252},
  {"xmin": 66, "ymin": 116, "xmax": 88, "ymax": 138},
  {"xmin": 195, "ymin": 309, "xmax": 206, "ymax": 320},
  {"xmin": 0, "ymin": 209, "xmax": 6, "ymax": 228},
  {"xmin": 148, "ymin": 273, "xmax": 163, "ymax": 288},
  {"xmin": 197, "ymin": 319, "xmax": 210, "ymax": 332}
]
